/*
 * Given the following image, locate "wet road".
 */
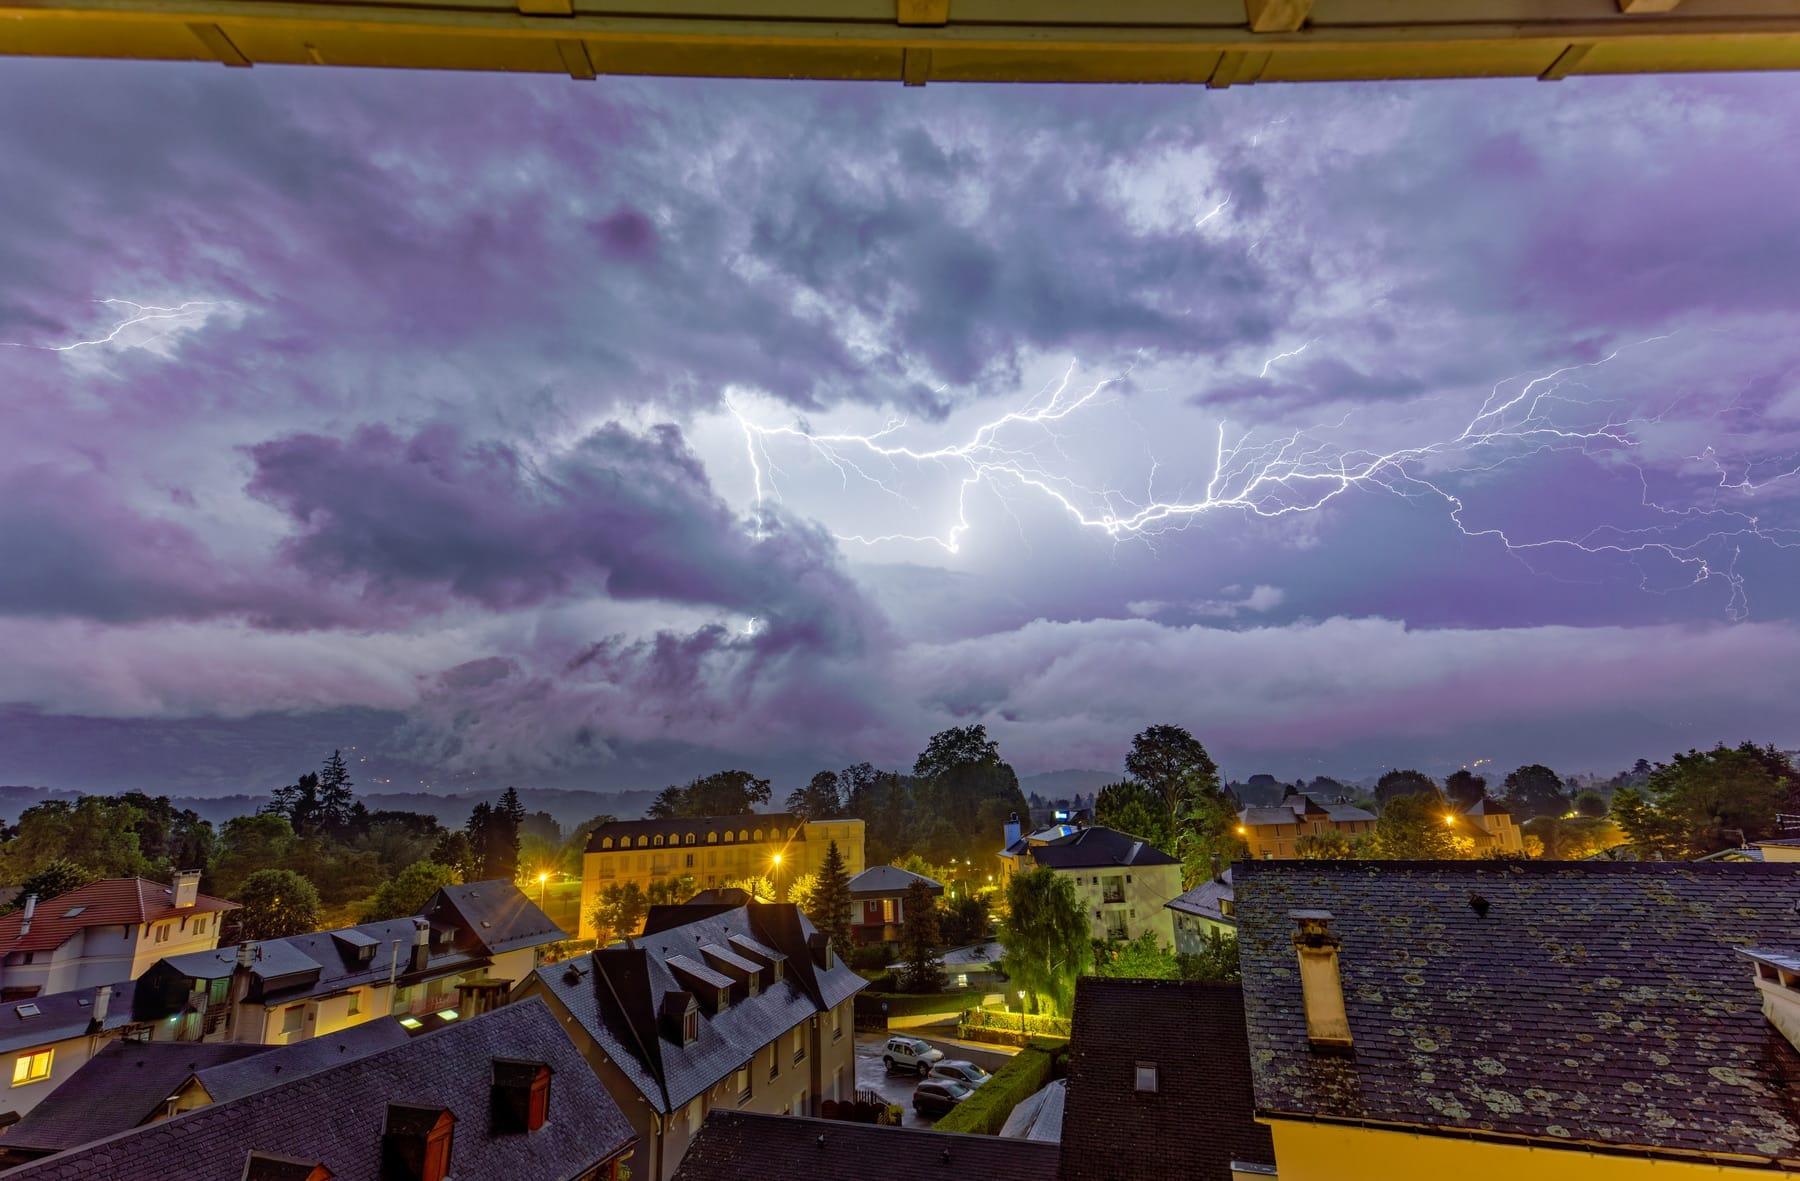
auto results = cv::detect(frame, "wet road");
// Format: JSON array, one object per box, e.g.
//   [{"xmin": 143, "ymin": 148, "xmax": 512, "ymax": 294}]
[{"xmin": 852, "ymin": 1033, "xmax": 1016, "ymax": 1129}]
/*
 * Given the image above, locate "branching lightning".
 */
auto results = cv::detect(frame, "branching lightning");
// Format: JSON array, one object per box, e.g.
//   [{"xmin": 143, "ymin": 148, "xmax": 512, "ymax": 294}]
[
  {"xmin": 730, "ymin": 340, "xmax": 1800, "ymax": 618},
  {"xmin": 2, "ymin": 299, "xmax": 217, "ymax": 352}
]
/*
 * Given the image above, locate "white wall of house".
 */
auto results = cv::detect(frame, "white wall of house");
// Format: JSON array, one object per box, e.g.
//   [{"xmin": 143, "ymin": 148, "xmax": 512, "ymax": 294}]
[
  {"xmin": 1059, "ymin": 864, "xmax": 1180, "ymax": 946},
  {"xmin": 2, "ymin": 1033, "xmax": 111, "ymax": 1118}
]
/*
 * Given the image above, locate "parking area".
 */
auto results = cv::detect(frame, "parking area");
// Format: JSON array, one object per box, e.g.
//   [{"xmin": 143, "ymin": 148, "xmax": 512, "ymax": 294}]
[{"xmin": 852, "ymin": 1032, "xmax": 1016, "ymax": 1128}]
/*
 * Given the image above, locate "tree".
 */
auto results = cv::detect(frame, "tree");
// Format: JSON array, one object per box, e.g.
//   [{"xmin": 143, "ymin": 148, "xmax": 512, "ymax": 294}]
[
  {"xmin": 998, "ymin": 866, "xmax": 1091, "ymax": 1016},
  {"xmin": 939, "ymin": 893, "xmax": 990, "ymax": 947},
  {"xmin": 465, "ymin": 799, "xmax": 521, "ymax": 881},
  {"xmin": 725, "ymin": 875, "xmax": 777, "ymax": 903},
  {"xmin": 1092, "ymin": 780, "xmax": 1173, "ymax": 853},
  {"xmin": 1177, "ymin": 929, "xmax": 1241, "ymax": 982},
  {"xmin": 1572, "ymin": 790, "xmax": 1609, "ymax": 818},
  {"xmin": 1094, "ymin": 931, "xmax": 1178, "ymax": 979},
  {"xmin": 1613, "ymin": 744, "xmax": 1792, "ymax": 858},
  {"xmin": 7, "ymin": 859, "xmax": 96, "ymax": 909},
  {"xmin": 1174, "ymin": 784, "xmax": 1247, "ymax": 890},
  {"xmin": 1124, "ymin": 725, "xmax": 1219, "ymax": 813},
  {"xmin": 785, "ymin": 771, "xmax": 845, "ymax": 819},
  {"xmin": 914, "ymin": 725, "xmax": 1002, "ymax": 781},
  {"xmin": 898, "ymin": 879, "xmax": 944, "ymax": 993},
  {"xmin": 235, "ymin": 869, "xmax": 321, "ymax": 940},
  {"xmin": 1294, "ymin": 831, "xmax": 1356, "ymax": 860},
  {"xmin": 1443, "ymin": 769, "xmax": 1488, "ymax": 810},
  {"xmin": 813, "ymin": 840, "xmax": 854, "ymax": 960},
  {"xmin": 645, "ymin": 874, "xmax": 697, "ymax": 907},
  {"xmin": 910, "ymin": 727, "xmax": 1028, "ymax": 866},
  {"xmin": 431, "ymin": 831, "xmax": 477, "ymax": 880},
  {"xmin": 588, "ymin": 881, "xmax": 649, "ymax": 945},
  {"xmin": 649, "ymin": 770, "xmax": 773, "ymax": 819},
  {"xmin": 1375, "ymin": 770, "xmax": 1439, "ymax": 805},
  {"xmin": 317, "ymin": 750, "xmax": 356, "ymax": 835},
  {"xmin": 786, "ymin": 871, "xmax": 822, "ymax": 915},
  {"xmin": 1368, "ymin": 793, "xmax": 1471, "ymax": 859},
  {"xmin": 1502, "ymin": 764, "xmax": 1568, "ymax": 820},
  {"xmin": 361, "ymin": 860, "xmax": 458, "ymax": 922},
  {"xmin": 1, "ymin": 796, "xmax": 154, "ymax": 884},
  {"xmin": 207, "ymin": 814, "xmax": 299, "ymax": 899}
]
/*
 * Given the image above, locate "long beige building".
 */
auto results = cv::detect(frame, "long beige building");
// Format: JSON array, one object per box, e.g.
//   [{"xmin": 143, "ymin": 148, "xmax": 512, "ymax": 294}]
[{"xmin": 580, "ymin": 814, "xmax": 864, "ymax": 940}]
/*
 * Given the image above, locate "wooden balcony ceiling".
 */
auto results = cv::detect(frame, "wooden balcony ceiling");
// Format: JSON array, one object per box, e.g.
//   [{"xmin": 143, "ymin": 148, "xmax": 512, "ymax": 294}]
[{"xmin": 3, "ymin": 1, "xmax": 1800, "ymax": 84}]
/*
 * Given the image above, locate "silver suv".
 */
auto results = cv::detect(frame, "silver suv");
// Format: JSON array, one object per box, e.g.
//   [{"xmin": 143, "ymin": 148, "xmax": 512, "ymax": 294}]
[
  {"xmin": 928, "ymin": 1060, "xmax": 992, "ymax": 1088},
  {"xmin": 881, "ymin": 1036, "xmax": 944, "ymax": 1076}
]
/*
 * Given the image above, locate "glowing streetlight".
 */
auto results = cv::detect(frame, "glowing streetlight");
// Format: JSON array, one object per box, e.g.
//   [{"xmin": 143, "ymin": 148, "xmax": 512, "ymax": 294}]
[
  {"xmin": 1017, "ymin": 989, "xmax": 1027, "ymax": 1036},
  {"xmin": 537, "ymin": 872, "xmax": 549, "ymax": 910}
]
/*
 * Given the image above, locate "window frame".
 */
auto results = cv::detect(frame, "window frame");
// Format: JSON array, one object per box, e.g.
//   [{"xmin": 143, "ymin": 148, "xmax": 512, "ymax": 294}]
[{"xmin": 11, "ymin": 1049, "xmax": 52, "ymax": 1087}]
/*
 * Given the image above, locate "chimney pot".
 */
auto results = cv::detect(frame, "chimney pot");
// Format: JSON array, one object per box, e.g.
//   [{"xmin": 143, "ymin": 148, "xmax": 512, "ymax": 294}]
[
  {"xmin": 19, "ymin": 893, "xmax": 36, "ymax": 935},
  {"xmin": 1289, "ymin": 909, "xmax": 1353, "ymax": 1054},
  {"xmin": 172, "ymin": 870, "xmax": 202, "ymax": 909},
  {"xmin": 92, "ymin": 984, "xmax": 112, "ymax": 1026}
]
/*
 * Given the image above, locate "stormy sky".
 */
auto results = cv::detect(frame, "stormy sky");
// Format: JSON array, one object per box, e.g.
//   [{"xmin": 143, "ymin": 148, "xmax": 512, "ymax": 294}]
[{"xmin": 2, "ymin": 60, "xmax": 1798, "ymax": 796}]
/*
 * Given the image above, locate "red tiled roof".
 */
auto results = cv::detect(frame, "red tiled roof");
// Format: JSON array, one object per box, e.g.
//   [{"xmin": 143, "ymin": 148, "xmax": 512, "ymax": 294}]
[{"xmin": 0, "ymin": 878, "xmax": 239, "ymax": 953}]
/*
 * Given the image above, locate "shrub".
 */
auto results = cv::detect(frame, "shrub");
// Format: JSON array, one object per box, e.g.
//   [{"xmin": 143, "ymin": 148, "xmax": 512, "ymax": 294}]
[{"xmin": 932, "ymin": 1041, "xmax": 1062, "ymax": 1135}]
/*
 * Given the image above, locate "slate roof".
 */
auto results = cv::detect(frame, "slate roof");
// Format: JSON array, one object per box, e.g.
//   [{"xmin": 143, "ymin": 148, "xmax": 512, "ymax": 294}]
[
  {"xmin": 847, "ymin": 866, "xmax": 942, "ymax": 899},
  {"xmin": 0, "ymin": 983, "xmax": 136, "ymax": 1056},
  {"xmin": 1165, "ymin": 871, "xmax": 1236, "ymax": 926},
  {"xmin": 2, "ymin": 1041, "xmax": 271, "ymax": 1152},
  {"xmin": 1235, "ymin": 861, "xmax": 1800, "ymax": 1168},
  {"xmin": 0, "ymin": 998, "xmax": 635, "ymax": 1181},
  {"xmin": 998, "ymin": 1078, "xmax": 1065, "ymax": 1141},
  {"xmin": 672, "ymin": 1111, "xmax": 1059, "ymax": 1181},
  {"xmin": 188, "ymin": 1017, "xmax": 409, "ymax": 1104},
  {"xmin": 425, "ymin": 880, "xmax": 565, "ymax": 957},
  {"xmin": 1318, "ymin": 803, "xmax": 1377, "ymax": 823},
  {"xmin": 1058, "ymin": 978, "xmax": 1274, "ymax": 1181},
  {"xmin": 1025, "ymin": 826, "xmax": 1178, "ymax": 871},
  {"xmin": 529, "ymin": 903, "xmax": 867, "ymax": 1114},
  {"xmin": 1238, "ymin": 807, "xmax": 1302, "ymax": 828},
  {"xmin": 586, "ymin": 814, "xmax": 804, "ymax": 853},
  {"xmin": 0, "ymin": 880, "xmax": 237, "ymax": 954}
]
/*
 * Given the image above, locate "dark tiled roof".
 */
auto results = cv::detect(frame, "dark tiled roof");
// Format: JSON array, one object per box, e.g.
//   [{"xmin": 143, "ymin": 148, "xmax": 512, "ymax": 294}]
[
  {"xmin": 0, "ymin": 983, "xmax": 136, "ymax": 1056},
  {"xmin": 1026, "ymin": 826, "xmax": 1178, "ymax": 870},
  {"xmin": 1165, "ymin": 871, "xmax": 1235, "ymax": 925},
  {"xmin": 529, "ymin": 903, "xmax": 866, "ymax": 1114},
  {"xmin": 0, "ymin": 998, "xmax": 634, "ymax": 1181},
  {"xmin": 189, "ymin": 1018, "xmax": 410, "ymax": 1104},
  {"xmin": 673, "ymin": 1111, "xmax": 1059, "ymax": 1181},
  {"xmin": 0, "ymin": 881, "xmax": 236, "ymax": 954},
  {"xmin": 425, "ymin": 880, "xmax": 564, "ymax": 957},
  {"xmin": 847, "ymin": 866, "xmax": 942, "ymax": 899},
  {"xmin": 586, "ymin": 814, "xmax": 804, "ymax": 853},
  {"xmin": 1239, "ymin": 807, "xmax": 1302, "ymax": 828},
  {"xmin": 1059, "ymin": 978, "xmax": 1273, "ymax": 1181},
  {"xmin": 1464, "ymin": 796, "xmax": 1511, "ymax": 816},
  {"xmin": 1235, "ymin": 861, "xmax": 1800, "ymax": 1167},
  {"xmin": 2, "ymin": 1041, "xmax": 269, "ymax": 1151}
]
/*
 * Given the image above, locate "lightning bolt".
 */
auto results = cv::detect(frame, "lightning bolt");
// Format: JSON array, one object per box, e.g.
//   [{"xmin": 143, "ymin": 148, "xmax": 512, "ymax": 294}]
[
  {"xmin": 731, "ymin": 339, "xmax": 1800, "ymax": 617},
  {"xmin": 1258, "ymin": 337, "xmax": 1319, "ymax": 379},
  {"xmin": 1193, "ymin": 194, "xmax": 1232, "ymax": 230},
  {"xmin": 2, "ymin": 299, "xmax": 217, "ymax": 352}
]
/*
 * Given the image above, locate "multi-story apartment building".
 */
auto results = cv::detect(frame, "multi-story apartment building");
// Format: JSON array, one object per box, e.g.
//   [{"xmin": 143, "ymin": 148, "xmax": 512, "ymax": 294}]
[
  {"xmin": 519, "ymin": 901, "xmax": 865, "ymax": 1181},
  {"xmin": 579, "ymin": 814, "xmax": 865, "ymax": 940},
  {"xmin": 1236, "ymin": 792, "xmax": 1377, "ymax": 860},
  {"xmin": 132, "ymin": 880, "xmax": 560, "ymax": 1044},
  {"xmin": 0, "ymin": 873, "xmax": 235, "ymax": 1001}
]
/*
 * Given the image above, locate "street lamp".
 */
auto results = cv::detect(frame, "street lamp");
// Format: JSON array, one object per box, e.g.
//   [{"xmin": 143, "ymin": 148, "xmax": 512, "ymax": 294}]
[
  {"xmin": 1016, "ymin": 989, "xmax": 1027, "ymax": 1037},
  {"xmin": 537, "ymin": 872, "xmax": 549, "ymax": 910}
]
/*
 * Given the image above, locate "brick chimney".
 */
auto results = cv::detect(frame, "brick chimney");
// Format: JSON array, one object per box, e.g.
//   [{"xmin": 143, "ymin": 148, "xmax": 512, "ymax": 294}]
[
  {"xmin": 1290, "ymin": 910, "xmax": 1353, "ymax": 1053},
  {"xmin": 19, "ymin": 894, "xmax": 35, "ymax": 936},
  {"xmin": 381, "ymin": 1104, "xmax": 455, "ymax": 1181},
  {"xmin": 172, "ymin": 870, "xmax": 202, "ymax": 909}
]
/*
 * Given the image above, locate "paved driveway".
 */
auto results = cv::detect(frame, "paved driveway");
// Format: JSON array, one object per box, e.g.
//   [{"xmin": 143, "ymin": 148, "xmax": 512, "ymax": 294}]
[{"xmin": 852, "ymin": 1033, "xmax": 1016, "ymax": 1129}]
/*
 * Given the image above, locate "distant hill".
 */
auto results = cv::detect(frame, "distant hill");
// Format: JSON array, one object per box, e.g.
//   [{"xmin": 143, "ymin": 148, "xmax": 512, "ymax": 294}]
[{"xmin": 1019, "ymin": 769, "xmax": 1115, "ymax": 799}]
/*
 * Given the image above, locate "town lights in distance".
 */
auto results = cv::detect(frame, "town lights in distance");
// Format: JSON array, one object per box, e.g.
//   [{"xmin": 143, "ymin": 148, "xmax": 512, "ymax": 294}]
[{"xmin": 731, "ymin": 341, "xmax": 1797, "ymax": 619}]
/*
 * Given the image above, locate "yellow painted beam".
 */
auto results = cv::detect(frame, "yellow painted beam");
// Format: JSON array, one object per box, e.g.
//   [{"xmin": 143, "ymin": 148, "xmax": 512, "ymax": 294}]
[{"xmin": 1, "ymin": 1, "xmax": 1798, "ymax": 84}]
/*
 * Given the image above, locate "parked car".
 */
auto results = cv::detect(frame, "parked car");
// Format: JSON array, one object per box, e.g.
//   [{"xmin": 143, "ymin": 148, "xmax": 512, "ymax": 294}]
[
  {"xmin": 929, "ymin": 1060, "xmax": 992, "ymax": 1088},
  {"xmin": 882, "ymin": 1036, "xmax": 945, "ymax": 1076},
  {"xmin": 912, "ymin": 1079, "xmax": 974, "ymax": 1118}
]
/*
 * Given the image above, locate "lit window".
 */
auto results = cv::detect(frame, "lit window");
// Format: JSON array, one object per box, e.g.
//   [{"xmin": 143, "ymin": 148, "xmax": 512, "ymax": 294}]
[
  {"xmin": 734, "ymin": 1065, "xmax": 751, "ymax": 1101},
  {"xmin": 1135, "ymin": 1062, "xmax": 1158, "ymax": 1093},
  {"xmin": 753, "ymin": 829, "xmax": 763, "ymax": 842},
  {"xmin": 685, "ymin": 833, "xmax": 695, "ymax": 846},
  {"xmin": 708, "ymin": 832, "xmax": 718, "ymax": 844},
  {"xmin": 11, "ymin": 1050, "xmax": 51, "ymax": 1086},
  {"xmin": 347, "ymin": 991, "xmax": 362, "ymax": 1016},
  {"xmin": 792, "ymin": 1027, "xmax": 806, "ymax": 1064},
  {"xmin": 603, "ymin": 837, "xmax": 614, "ymax": 849},
  {"xmin": 638, "ymin": 837, "xmax": 649, "ymax": 849},
  {"xmin": 654, "ymin": 835, "xmax": 664, "ymax": 847},
  {"xmin": 739, "ymin": 830, "xmax": 748, "ymax": 842},
  {"xmin": 686, "ymin": 853, "xmax": 695, "ymax": 869},
  {"xmin": 399, "ymin": 1016, "xmax": 422, "ymax": 1029},
  {"xmin": 724, "ymin": 831, "xmax": 735, "ymax": 843}
]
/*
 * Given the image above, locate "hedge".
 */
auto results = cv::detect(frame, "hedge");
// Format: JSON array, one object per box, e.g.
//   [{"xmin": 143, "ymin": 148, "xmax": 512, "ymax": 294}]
[
  {"xmin": 961, "ymin": 1006, "xmax": 1072, "ymax": 1039},
  {"xmin": 853, "ymin": 988, "xmax": 986, "ymax": 1021},
  {"xmin": 932, "ymin": 1039, "xmax": 1066, "ymax": 1136}
]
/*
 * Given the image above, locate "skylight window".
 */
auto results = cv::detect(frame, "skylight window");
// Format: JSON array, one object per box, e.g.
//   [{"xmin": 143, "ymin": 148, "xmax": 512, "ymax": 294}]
[
  {"xmin": 16, "ymin": 1004, "xmax": 40, "ymax": 1018},
  {"xmin": 62, "ymin": 907, "xmax": 85, "ymax": 918}
]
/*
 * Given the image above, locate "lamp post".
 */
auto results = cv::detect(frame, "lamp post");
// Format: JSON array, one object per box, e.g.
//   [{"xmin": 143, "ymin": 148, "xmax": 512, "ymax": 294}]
[
  {"xmin": 537, "ymin": 872, "xmax": 549, "ymax": 911},
  {"xmin": 1017, "ymin": 989, "xmax": 1027, "ymax": 1038},
  {"xmin": 771, "ymin": 853, "xmax": 782, "ymax": 903}
]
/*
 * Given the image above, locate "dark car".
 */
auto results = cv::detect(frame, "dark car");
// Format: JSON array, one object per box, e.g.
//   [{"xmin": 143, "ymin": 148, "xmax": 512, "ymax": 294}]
[{"xmin": 912, "ymin": 1079, "xmax": 974, "ymax": 1119}]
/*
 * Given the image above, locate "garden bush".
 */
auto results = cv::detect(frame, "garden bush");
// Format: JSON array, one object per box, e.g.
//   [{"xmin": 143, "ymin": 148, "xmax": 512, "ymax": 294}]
[{"xmin": 932, "ymin": 1039, "xmax": 1065, "ymax": 1136}]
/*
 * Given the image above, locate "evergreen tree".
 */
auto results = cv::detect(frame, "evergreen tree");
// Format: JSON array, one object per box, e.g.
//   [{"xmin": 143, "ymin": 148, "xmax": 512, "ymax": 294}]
[
  {"xmin": 465, "ymin": 798, "xmax": 522, "ymax": 881},
  {"xmin": 813, "ymin": 840, "xmax": 854, "ymax": 960},
  {"xmin": 317, "ymin": 750, "xmax": 356, "ymax": 834},
  {"xmin": 898, "ymin": 878, "xmax": 943, "ymax": 993}
]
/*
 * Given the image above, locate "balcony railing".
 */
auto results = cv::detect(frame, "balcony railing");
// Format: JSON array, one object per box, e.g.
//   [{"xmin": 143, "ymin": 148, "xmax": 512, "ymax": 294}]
[{"xmin": 1101, "ymin": 889, "xmax": 1125, "ymax": 905}]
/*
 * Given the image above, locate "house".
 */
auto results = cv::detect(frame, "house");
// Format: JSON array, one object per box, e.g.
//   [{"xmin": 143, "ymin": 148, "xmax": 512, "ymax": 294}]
[
  {"xmin": 0, "ymin": 873, "xmax": 236, "ymax": 1001},
  {"xmin": 0, "ymin": 997, "xmax": 637, "ymax": 1181},
  {"xmin": 1452, "ymin": 796, "xmax": 1524, "ymax": 854},
  {"xmin": 847, "ymin": 865, "xmax": 942, "ymax": 944},
  {"xmin": 672, "ymin": 1110, "xmax": 1058, "ymax": 1181},
  {"xmin": 996, "ymin": 814, "xmax": 1082, "ymax": 880},
  {"xmin": 0, "ymin": 1018, "xmax": 409, "ymax": 1163},
  {"xmin": 1058, "ymin": 977, "xmax": 1274, "ymax": 1181},
  {"xmin": 1235, "ymin": 792, "xmax": 1375, "ymax": 860},
  {"xmin": 1752, "ymin": 837, "xmax": 1800, "ymax": 862},
  {"xmin": 580, "ymin": 814, "xmax": 866, "ymax": 940},
  {"xmin": 884, "ymin": 940, "xmax": 1005, "ymax": 991},
  {"xmin": 516, "ymin": 902, "xmax": 866, "ymax": 1181},
  {"xmin": 1165, "ymin": 867, "xmax": 1235, "ymax": 955},
  {"xmin": 133, "ymin": 879, "xmax": 560, "ymax": 1044},
  {"xmin": 998, "ymin": 1078, "xmax": 1065, "ymax": 1141},
  {"xmin": 0, "ymin": 983, "xmax": 139, "ymax": 1123},
  {"xmin": 1005, "ymin": 825, "xmax": 1181, "ymax": 945},
  {"xmin": 1234, "ymin": 860, "xmax": 1800, "ymax": 1178}
]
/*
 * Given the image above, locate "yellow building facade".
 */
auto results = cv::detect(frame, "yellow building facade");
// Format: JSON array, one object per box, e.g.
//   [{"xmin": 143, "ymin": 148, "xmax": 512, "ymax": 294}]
[{"xmin": 580, "ymin": 814, "xmax": 865, "ymax": 940}]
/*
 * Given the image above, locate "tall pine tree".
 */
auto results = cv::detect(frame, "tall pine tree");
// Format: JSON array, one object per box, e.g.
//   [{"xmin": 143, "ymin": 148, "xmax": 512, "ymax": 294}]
[
  {"xmin": 814, "ymin": 840, "xmax": 854, "ymax": 960},
  {"xmin": 318, "ymin": 750, "xmax": 355, "ymax": 835},
  {"xmin": 898, "ymin": 878, "xmax": 943, "ymax": 993}
]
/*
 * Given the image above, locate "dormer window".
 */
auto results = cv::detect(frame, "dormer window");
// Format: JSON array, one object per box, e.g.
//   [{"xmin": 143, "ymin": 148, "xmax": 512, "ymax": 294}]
[
  {"xmin": 724, "ymin": 831, "xmax": 735, "ymax": 843},
  {"xmin": 602, "ymin": 837, "xmax": 613, "ymax": 849},
  {"xmin": 654, "ymin": 834, "xmax": 664, "ymax": 847},
  {"xmin": 685, "ymin": 833, "xmax": 696, "ymax": 846},
  {"xmin": 718, "ymin": 986, "xmax": 730, "ymax": 1012},
  {"xmin": 739, "ymin": 829, "xmax": 748, "ymax": 841}
]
